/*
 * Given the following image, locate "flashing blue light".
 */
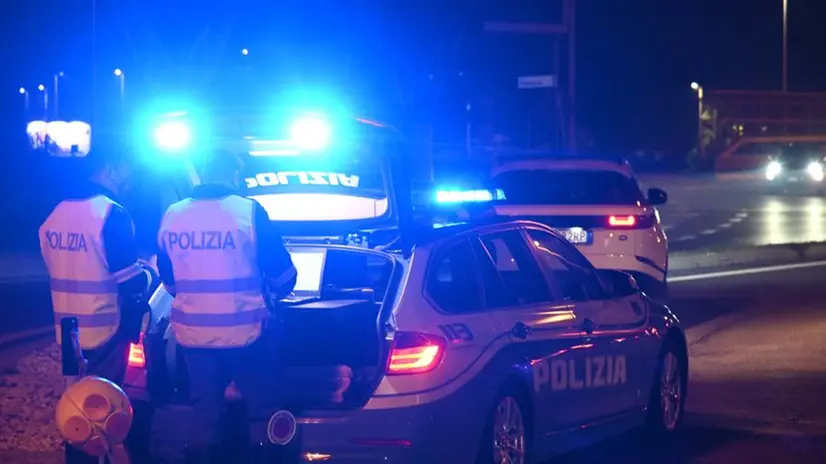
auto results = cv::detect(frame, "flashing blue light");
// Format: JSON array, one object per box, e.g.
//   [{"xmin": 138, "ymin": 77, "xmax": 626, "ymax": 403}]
[
  {"xmin": 289, "ymin": 115, "xmax": 331, "ymax": 150},
  {"xmin": 153, "ymin": 120, "xmax": 192, "ymax": 151},
  {"xmin": 435, "ymin": 189, "xmax": 506, "ymax": 204}
]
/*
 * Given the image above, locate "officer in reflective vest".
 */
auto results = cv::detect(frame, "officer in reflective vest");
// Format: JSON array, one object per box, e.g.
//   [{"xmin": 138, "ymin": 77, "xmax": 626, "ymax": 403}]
[
  {"xmin": 157, "ymin": 150, "xmax": 297, "ymax": 464},
  {"xmin": 39, "ymin": 150, "xmax": 152, "ymax": 464}
]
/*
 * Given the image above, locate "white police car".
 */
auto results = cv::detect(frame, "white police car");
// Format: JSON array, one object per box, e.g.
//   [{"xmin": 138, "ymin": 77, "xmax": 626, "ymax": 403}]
[
  {"xmin": 488, "ymin": 155, "xmax": 670, "ymax": 302},
  {"xmin": 125, "ymin": 215, "xmax": 688, "ymax": 463}
]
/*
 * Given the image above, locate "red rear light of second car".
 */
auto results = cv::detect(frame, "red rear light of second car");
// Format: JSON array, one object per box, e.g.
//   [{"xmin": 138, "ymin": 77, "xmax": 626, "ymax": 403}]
[
  {"xmin": 608, "ymin": 215, "xmax": 636, "ymax": 227},
  {"xmin": 606, "ymin": 214, "xmax": 654, "ymax": 229},
  {"xmin": 387, "ymin": 332, "xmax": 447, "ymax": 375},
  {"xmin": 128, "ymin": 335, "xmax": 146, "ymax": 368}
]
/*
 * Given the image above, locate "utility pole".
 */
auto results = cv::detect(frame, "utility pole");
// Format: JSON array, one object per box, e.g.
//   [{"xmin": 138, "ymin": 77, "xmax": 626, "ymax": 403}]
[
  {"xmin": 483, "ymin": 0, "xmax": 577, "ymax": 154},
  {"xmin": 782, "ymin": 0, "xmax": 788, "ymax": 92},
  {"xmin": 566, "ymin": 0, "xmax": 576, "ymax": 153}
]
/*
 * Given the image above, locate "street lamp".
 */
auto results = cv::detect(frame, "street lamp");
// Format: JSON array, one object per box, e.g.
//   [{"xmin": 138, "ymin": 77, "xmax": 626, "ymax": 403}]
[
  {"xmin": 38, "ymin": 84, "xmax": 48, "ymax": 119},
  {"xmin": 691, "ymin": 82, "xmax": 704, "ymax": 157},
  {"xmin": 19, "ymin": 87, "xmax": 29, "ymax": 112},
  {"xmin": 53, "ymin": 72, "xmax": 64, "ymax": 119},
  {"xmin": 113, "ymin": 69, "xmax": 125, "ymax": 113}
]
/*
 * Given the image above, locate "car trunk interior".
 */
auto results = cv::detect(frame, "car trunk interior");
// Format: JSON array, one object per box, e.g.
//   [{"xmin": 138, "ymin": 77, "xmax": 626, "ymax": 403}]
[{"xmin": 146, "ymin": 246, "xmax": 400, "ymax": 412}]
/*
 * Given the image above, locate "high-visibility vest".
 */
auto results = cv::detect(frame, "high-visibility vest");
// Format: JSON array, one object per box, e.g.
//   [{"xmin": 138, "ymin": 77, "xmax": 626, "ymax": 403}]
[
  {"xmin": 39, "ymin": 195, "xmax": 143, "ymax": 350},
  {"xmin": 158, "ymin": 194, "xmax": 268, "ymax": 348}
]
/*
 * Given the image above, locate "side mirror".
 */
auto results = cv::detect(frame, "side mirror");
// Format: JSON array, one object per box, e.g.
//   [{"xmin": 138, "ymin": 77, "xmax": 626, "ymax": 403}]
[
  {"xmin": 647, "ymin": 188, "xmax": 668, "ymax": 206},
  {"xmin": 597, "ymin": 270, "xmax": 639, "ymax": 298}
]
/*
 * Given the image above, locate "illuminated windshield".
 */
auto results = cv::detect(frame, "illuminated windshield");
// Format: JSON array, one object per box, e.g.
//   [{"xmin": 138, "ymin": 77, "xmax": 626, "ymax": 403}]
[{"xmin": 241, "ymin": 157, "xmax": 389, "ymax": 221}]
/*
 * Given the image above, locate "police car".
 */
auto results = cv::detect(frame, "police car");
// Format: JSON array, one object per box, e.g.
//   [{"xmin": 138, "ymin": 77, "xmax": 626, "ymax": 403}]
[
  {"xmin": 122, "ymin": 114, "xmax": 688, "ymax": 463},
  {"xmin": 488, "ymin": 154, "xmax": 670, "ymax": 302}
]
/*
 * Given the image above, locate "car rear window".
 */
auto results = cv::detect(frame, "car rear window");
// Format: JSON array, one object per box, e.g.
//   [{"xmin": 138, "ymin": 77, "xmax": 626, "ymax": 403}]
[{"xmin": 491, "ymin": 169, "xmax": 645, "ymax": 205}]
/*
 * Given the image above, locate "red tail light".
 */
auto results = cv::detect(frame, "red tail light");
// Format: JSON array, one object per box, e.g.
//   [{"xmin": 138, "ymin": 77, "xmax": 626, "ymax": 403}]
[
  {"xmin": 387, "ymin": 332, "xmax": 446, "ymax": 375},
  {"xmin": 608, "ymin": 215, "xmax": 636, "ymax": 227},
  {"xmin": 128, "ymin": 335, "xmax": 146, "ymax": 368},
  {"xmin": 605, "ymin": 214, "xmax": 655, "ymax": 229}
]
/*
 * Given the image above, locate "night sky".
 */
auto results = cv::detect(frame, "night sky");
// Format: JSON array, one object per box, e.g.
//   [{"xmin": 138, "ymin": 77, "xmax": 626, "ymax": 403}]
[{"xmin": 0, "ymin": 0, "xmax": 822, "ymax": 155}]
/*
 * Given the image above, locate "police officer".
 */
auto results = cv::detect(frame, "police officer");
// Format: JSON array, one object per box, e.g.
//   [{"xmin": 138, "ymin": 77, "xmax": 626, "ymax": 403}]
[
  {"xmin": 156, "ymin": 150, "xmax": 297, "ymax": 463},
  {"xmin": 39, "ymin": 149, "xmax": 152, "ymax": 463}
]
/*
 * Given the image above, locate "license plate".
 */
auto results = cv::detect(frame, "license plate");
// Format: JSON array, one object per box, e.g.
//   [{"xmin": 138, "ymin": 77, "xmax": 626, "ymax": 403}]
[{"xmin": 556, "ymin": 228, "xmax": 592, "ymax": 245}]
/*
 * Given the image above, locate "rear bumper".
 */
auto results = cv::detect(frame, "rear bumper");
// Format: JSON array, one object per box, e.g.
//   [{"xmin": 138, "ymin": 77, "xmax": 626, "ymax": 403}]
[
  {"xmin": 295, "ymin": 402, "xmax": 476, "ymax": 463},
  {"xmin": 136, "ymin": 384, "xmax": 487, "ymax": 463}
]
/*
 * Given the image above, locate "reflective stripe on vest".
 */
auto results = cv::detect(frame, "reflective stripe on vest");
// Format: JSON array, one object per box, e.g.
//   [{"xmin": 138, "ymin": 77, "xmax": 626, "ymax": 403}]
[
  {"xmin": 159, "ymin": 195, "xmax": 268, "ymax": 348},
  {"xmin": 39, "ymin": 195, "xmax": 123, "ymax": 349}
]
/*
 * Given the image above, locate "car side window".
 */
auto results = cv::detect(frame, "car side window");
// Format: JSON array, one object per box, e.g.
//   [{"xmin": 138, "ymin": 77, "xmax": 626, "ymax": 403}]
[
  {"xmin": 527, "ymin": 229, "xmax": 606, "ymax": 301},
  {"xmin": 477, "ymin": 230, "xmax": 554, "ymax": 307},
  {"xmin": 427, "ymin": 238, "xmax": 485, "ymax": 313}
]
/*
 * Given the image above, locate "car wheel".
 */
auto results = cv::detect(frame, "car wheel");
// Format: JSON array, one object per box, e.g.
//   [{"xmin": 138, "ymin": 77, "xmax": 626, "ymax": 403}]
[
  {"xmin": 645, "ymin": 337, "xmax": 687, "ymax": 437},
  {"xmin": 477, "ymin": 388, "xmax": 529, "ymax": 464}
]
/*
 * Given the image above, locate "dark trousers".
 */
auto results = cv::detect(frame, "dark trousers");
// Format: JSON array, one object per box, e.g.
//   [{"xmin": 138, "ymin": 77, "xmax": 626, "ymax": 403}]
[
  {"xmin": 182, "ymin": 331, "xmax": 282, "ymax": 450},
  {"xmin": 65, "ymin": 332, "xmax": 151, "ymax": 463}
]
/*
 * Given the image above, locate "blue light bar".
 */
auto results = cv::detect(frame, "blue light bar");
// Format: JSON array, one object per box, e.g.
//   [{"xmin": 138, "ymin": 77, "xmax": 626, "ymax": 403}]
[
  {"xmin": 435, "ymin": 189, "xmax": 506, "ymax": 204},
  {"xmin": 153, "ymin": 120, "xmax": 192, "ymax": 151},
  {"xmin": 290, "ymin": 115, "xmax": 331, "ymax": 150}
]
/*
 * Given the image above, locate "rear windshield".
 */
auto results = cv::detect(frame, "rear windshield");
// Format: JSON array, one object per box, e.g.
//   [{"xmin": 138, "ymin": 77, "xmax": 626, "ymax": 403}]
[{"xmin": 491, "ymin": 169, "xmax": 645, "ymax": 205}]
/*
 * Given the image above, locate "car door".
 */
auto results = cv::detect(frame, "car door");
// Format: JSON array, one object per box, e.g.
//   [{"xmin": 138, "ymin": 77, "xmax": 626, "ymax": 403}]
[
  {"xmin": 526, "ymin": 226, "xmax": 651, "ymax": 422},
  {"xmin": 472, "ymin": 227, "xmax": 589, "ymax": 436}
]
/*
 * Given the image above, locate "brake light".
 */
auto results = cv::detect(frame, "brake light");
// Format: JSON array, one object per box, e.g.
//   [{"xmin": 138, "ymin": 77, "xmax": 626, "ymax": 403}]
[
  {"xmin": 608, "ymin": 215, "xmax": 636, "ymax": 227},
  {"xmin": 387, "ymin": 332, "xmax": 446, "ymax": 375},
  {"xmin": 128, "ymin": 335, "xmax": 146, "ymax": 368}
]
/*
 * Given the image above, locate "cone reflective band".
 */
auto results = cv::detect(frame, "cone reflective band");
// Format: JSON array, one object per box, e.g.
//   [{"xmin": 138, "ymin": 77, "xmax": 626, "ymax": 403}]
[{"xmin": 267, "ymin": 410, "xmax": 297, "ymax": 445}]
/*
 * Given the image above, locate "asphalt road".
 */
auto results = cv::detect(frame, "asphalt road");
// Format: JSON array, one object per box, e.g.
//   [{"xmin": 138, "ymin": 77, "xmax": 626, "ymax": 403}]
[{"xmin": 647, "ymin": 178, "xmax": 826, "ymax": 252}]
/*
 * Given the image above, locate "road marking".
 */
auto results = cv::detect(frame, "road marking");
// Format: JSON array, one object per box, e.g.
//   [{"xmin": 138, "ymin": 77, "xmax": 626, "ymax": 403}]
[
  {"xmin": 673, "ymin": 235, "xmax": 697, "ymax": 242},
  {"xmin": 718, "ymin": 222, "xmax": 733, "ymax": 228},
  {"xmin": 670, "ymin": 260, "xmax": 826, "ymax": 283},
  {"xmin": 700, "ymin": 229, "xmax": 717, "ymax": 235}
]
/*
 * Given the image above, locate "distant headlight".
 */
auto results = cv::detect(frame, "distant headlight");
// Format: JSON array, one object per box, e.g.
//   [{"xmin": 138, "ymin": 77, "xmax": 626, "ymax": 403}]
[
  {"xmin": 808, "ymin": 161, "xmax": 824, "ymax": 181},
  {"xmin": 766, "ymin": 161, "xmax": 782, "ymax": 180}
]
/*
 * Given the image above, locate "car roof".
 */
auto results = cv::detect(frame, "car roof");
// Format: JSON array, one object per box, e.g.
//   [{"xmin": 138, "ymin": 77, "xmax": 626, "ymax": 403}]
[
  {"xmin": 412, "ymin": 216, "xmax": 560, "ymax": 247},
  {"xmin": 491, "ymin": 155, "xmax": 635, "ymax": 178}
]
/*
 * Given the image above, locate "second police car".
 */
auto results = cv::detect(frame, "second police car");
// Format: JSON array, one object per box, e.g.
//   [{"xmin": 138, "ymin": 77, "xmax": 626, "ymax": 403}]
[
  {"xmin": 122, "ymin": 111, "xmax": 688, "ymax": 463},
  {"xmin": 488, "ymin": 154, "xmax": 670, "ymax": 302}
]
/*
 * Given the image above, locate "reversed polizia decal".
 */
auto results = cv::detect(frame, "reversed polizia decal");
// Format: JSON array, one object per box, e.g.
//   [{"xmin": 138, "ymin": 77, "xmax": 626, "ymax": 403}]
[{"xmin": 245, "ymin": 171, "xmax": 361, "ymax": 189}]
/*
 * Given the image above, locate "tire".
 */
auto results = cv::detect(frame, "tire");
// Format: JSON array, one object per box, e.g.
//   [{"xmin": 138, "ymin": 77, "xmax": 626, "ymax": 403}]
[
  {"xmin": 644, "ymin": 336, "xmax": 687, "ymax": 438},
  {"xmin": 476, "ymin": 386, "xmax": 530, "ymax": 464}
]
